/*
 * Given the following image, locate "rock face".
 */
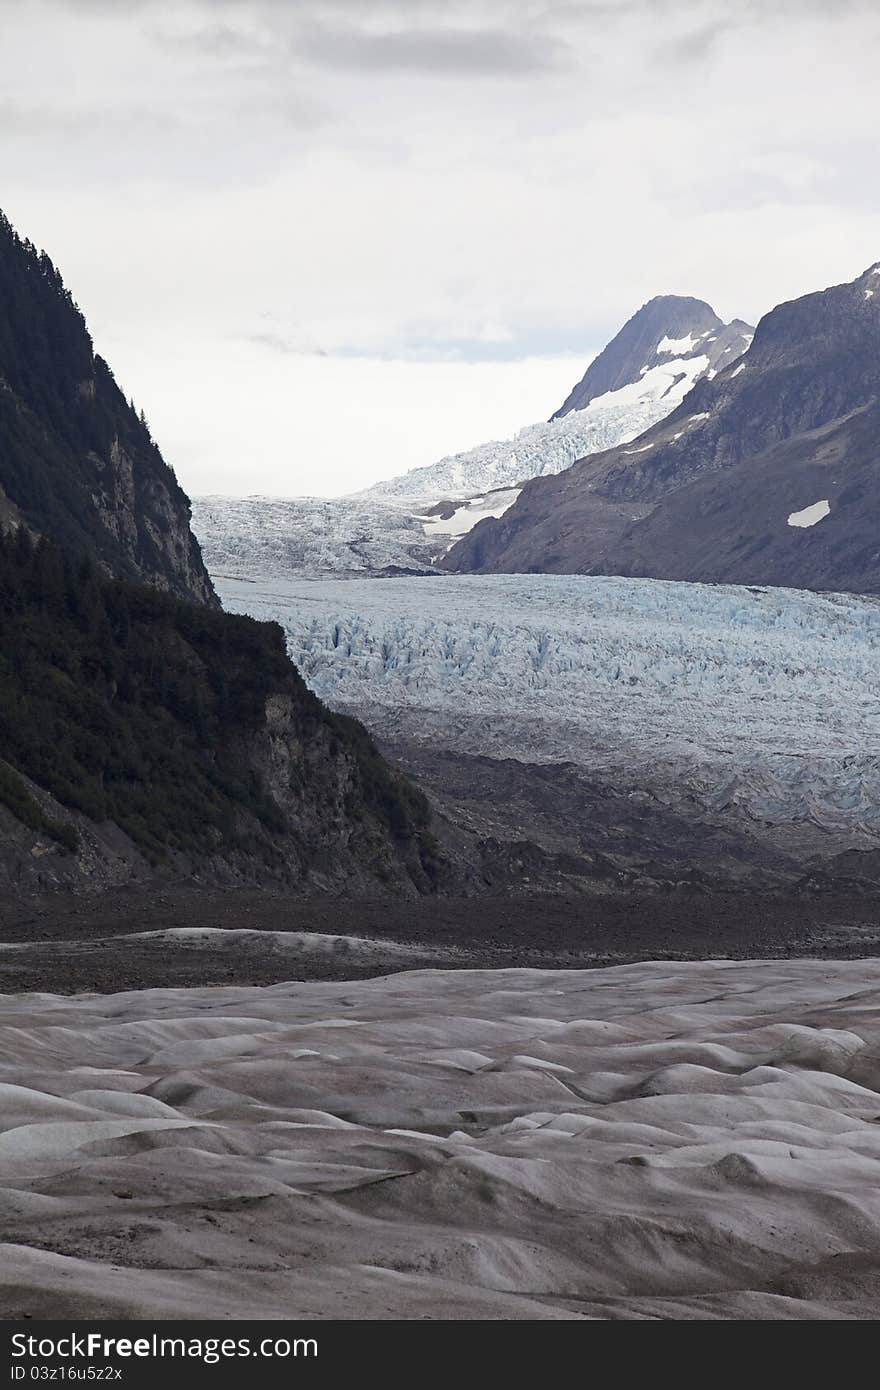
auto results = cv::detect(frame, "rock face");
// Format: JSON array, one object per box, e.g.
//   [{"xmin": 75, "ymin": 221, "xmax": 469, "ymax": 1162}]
[
  {"xmin": 551, "ymin": 294, "xmax": 753, "ymax": 417},
  {"xmin": 0, "ymin": 212, "xmax": 444, "ymax": 896},
  {"xmin": 445, "ymin": 265, "xmax": 880, "ymax": 591},
  {"xmin": 0, "ymin": 210, "xmax": 214, "ymax": 604},
  {"xmin": 0, "ymin": 536, "xmax": 442, "ymax": 896}
]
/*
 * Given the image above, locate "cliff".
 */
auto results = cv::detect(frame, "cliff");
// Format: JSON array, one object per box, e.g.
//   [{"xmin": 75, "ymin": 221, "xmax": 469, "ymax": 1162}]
[{"xmin": 0, "ymin": 210, "xmax": 214, "ymax": 603}]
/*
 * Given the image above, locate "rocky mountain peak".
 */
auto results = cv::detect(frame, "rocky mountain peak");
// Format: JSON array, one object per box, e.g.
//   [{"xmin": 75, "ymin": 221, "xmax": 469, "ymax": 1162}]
[{"xmin": 552, "ymin": 294, "xmax": 753, "ymax": 418}]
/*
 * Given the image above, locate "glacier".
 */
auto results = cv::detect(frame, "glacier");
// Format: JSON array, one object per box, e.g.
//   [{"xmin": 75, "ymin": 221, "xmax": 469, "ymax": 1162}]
[
  {"xmin": 361, "ymin": 389, "xmax": 679, "ymax": 502},
  {"xmin": 190, "ymin": 394, "xmax": 675, "ymax": 581},
  {"xmin": 192, "ymin": 494, "xmax": 437, "ymax": 578},
  {"xmin": 363, "ymin": 325, "xmax": 746, "ymax": 504},
  {"xmin": 216, "ymin": 572, "xmax": 880, "ymax": 846},
  {"xmin": 192, "ymin": 298, "xmax": 753, "ymax": 580},
  {"xmin": 5, "ymin": 958, "xmax": 880, "ymax": 1318},
  {"xmin": 192, "ymin": 320, "xmax": 749, "ymax": 578}
]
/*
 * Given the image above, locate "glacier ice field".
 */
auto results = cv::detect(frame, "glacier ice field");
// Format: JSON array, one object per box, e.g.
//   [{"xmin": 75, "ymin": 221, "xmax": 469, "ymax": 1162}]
[{"xmin": 216, "ymin": 573, "xmax": 880, "ymax": 838}]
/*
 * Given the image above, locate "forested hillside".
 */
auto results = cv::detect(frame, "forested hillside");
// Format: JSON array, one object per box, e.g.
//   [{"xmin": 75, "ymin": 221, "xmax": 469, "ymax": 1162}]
[
  {"xmin": 0, "ymin": 210, "xmax": 214, "ymax": 603},
  {"xmin": 0, "ymin": 525, "xmax": 438, "ymax": 889},
  {"xmin": 0, "ymin": 209, "xmax": 443, "ymax": 894}
]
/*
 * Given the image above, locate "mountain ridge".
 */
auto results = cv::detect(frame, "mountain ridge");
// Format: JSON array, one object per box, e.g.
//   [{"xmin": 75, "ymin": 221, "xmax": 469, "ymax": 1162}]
[{"xmin": 0, "ymin": 210, "xmax": 215, "ymax": 605}]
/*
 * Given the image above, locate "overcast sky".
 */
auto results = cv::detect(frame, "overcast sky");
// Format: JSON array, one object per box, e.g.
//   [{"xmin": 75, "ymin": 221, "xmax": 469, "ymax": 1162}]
[{"xmin": 2, "ymin": 0, "xmax": 879, "ymax": 496}]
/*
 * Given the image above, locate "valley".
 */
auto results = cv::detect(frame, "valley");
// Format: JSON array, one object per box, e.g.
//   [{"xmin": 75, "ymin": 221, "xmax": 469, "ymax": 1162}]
[
  {"xmin": 2, "ymin": 173, "xmax": 880, "ymax": 1325},
  {"xmin": 193, "ymin": 295, "xmax": 752, "ymax": 579}
]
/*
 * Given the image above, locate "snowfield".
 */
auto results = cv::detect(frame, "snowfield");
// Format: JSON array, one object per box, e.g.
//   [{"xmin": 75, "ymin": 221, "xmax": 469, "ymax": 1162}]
[
  {"xmin": 788, "ymin": 500, "xmax": 831, "ymax": 528},
  {"xmin": 4, "ymin": 958, "xmax": 880, "ymax": 1319},
  {"xmin": 217, "ymin": 573, "xmax": 880, "ymax": 841},
  {"xmin": 418, "ymin": 487, "xmax": 522, "ymax": 539}
]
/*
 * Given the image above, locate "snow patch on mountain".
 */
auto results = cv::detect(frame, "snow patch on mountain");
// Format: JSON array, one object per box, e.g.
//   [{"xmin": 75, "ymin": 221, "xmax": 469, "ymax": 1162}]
[
  {"xmin": 657, "ymin": 331, "xmax": 699, "ymax": 355},
  {"xmin": 788, "ymin": 500, "xmax": 831, "ymax": 529},
  {"xmin": 419, "ymin": 488, "xmax": 522, "ymax": 539}
]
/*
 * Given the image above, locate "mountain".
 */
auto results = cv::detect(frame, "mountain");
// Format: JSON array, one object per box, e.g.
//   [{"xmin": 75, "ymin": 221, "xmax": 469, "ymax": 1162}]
[
  {"xmin": 364, "ymin": 295, "xmax": 753, "ymax": 506},
  {"xmin": 551, "ymin": 295, "xmax": 753, "ymax": 417},
  {"xmin": 444, "ymin": 264, "xmax": 880, "ymax": 590},
  {"xmin": 206, "ymin": 295, "xmax": 751, "ymax": 582},
  {"xmin": 0, "ymin": 211, "xmax": 441, "ymax": 894},
  {"xmin": 0, "ymin": 211, "xmax": 214, "ymax": 604},
  {"xmin": 0, "ymin": 527, "xmax": 441, "ymax": 894}
]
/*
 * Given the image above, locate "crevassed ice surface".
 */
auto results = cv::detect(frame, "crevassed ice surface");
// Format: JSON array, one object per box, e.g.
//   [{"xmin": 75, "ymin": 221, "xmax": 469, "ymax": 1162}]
[
  {"xmin": 216, "ymin": 573, "xmax": 880, "ymax": 836},
  {"xmin": 363, "ymin": 390, "xmax": 680, "ymax": 501},
  {"xmin": 192, "ymin": 495, "xmax": 437, "ymax": 578}
]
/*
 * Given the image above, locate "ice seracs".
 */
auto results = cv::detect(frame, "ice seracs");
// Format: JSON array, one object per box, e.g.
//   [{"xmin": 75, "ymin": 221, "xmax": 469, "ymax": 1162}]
[
  {"xmin": 217, "ymin": 571, "xmax": 880, "ymax": 843},
  {"xmin": 361, "ymin": 388, "xmax": 685, "ymax": 504},
  {"xmin": 191, "ymin": 494, "xmax": 438, "ymax": 579},
  {"xmin": 192, "ymin": 386, "xmax": 713, "ymax": 579}
]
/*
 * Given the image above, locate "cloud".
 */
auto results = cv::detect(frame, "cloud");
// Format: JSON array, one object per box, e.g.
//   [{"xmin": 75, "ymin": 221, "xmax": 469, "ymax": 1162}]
[
  {"xmin": 4, "ymin": 0, "xmax": 879, "ymax": 495},
  {"xmin": 656, "ymin": 15, "xmax": 735, "ymax": 63},
  {"xmin": 244, "ymin": 328, "xmax": 328, "ymax": 357},
  {"xmin": 298, "ymin": 24, "xmax": 567, "ymax": 76},
  {"xmin": 0, "ymin": 100, "xmax": 181, "ymax": 138}
]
